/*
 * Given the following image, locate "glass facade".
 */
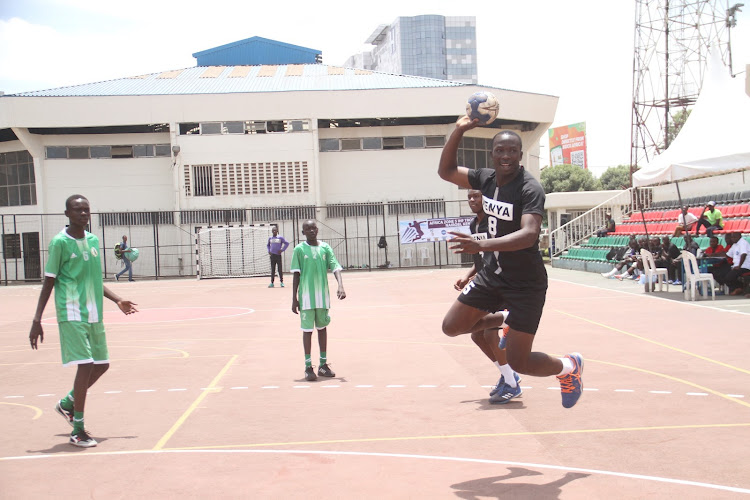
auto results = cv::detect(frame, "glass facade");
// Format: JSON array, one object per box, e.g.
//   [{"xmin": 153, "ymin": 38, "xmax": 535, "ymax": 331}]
[
  {"xmin": 0, "ymin": 150, "xmax": 36, "ymax": 207},
  {"xmin": 350, "ymin": 15, "xmax": 477, "ymax": 84}
]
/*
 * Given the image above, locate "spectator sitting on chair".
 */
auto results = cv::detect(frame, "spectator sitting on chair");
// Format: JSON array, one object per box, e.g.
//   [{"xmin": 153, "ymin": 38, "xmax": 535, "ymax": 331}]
[
  {"xmin": 673, "ymin": 205, "xmax": 699, "ymax": 237},
  {"xmin": 596, "ymin": 212, "xmax": 616, "ymax": 237},
  {"xmin": 694, "ymin": 201, "xmax": 724, "ymax": 237},
  {"xmin": 602, "ymin": 239, "xmax": 642, "ymax": 280},
  {"xmin": 720, "ymin": 232, "xmax": 750, "ymax": 296}
]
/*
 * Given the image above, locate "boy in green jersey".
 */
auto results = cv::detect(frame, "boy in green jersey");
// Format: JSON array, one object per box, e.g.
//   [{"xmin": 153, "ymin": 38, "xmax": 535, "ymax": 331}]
[
  {"xmin": 290, "ymin": 220, "xmax": 346, "ymax": 381},
  {"xmin": 29, "ymin": 194, "xmax": 138, "ymax": 448}
]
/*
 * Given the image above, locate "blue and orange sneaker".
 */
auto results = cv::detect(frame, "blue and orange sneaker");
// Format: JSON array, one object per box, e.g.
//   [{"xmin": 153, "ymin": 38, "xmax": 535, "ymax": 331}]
[
  {"xmin": 489, "ymin": 372, "xmax": 522, "ymax": 396},
  {"xmin": 489, "ymin": 382, "xmax": 522, "ymax": 404},
  {"xmin": 557, "ymin": 353, "xmax": 584, "ymax": 408}
]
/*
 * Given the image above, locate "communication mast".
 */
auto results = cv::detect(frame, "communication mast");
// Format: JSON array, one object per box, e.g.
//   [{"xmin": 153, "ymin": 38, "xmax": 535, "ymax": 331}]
[{"xmin": 630, "ymin": 0, "xmax": 742, "ymax": 181}]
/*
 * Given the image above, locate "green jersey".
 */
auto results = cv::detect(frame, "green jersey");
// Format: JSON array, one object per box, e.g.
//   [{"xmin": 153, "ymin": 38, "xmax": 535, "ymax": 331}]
[
  {"xmin": 290, "ymin": 241, "xmax": 342, "ymax": 310},
  {"xmin": 45, "ymin": 229, "xmax": 104, "ymax": 324}
]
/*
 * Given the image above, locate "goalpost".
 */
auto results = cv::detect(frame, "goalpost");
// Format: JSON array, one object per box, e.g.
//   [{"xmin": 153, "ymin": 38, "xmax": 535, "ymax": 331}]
[{"xmin": 196, "ymin": 225, "xmax": 274, "ymax": 279}]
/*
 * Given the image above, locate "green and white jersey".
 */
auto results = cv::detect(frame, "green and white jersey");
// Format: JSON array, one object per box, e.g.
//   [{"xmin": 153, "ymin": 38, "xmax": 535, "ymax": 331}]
[
  {"xmin": 45, "ymin": 229, "xmax": 104, "ymax": 324},
  {"xmin": 290, "ymin": 241, "xmax": 342, "ymax": 310}
]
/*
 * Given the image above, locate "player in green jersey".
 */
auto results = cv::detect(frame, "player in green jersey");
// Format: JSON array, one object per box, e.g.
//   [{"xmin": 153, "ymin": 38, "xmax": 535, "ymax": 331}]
[
  {"xmin": 29, "ymin": 194, "xmax": 138, "ymax": 448},
  {"xmin": 291, "ymin": 220, "xmax": 346, "ymax": 381}
]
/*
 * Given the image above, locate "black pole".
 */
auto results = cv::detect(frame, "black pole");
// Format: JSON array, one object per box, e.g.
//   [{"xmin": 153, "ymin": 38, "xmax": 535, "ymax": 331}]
[{"xmin": 634, "ymin": 186, "xmax": 650, "ymax": 241}]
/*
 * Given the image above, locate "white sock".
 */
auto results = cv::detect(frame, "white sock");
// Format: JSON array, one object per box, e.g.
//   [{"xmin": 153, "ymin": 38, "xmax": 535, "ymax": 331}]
[
  {"xmin": 499, "ymin": 364, "xmax": 517, "ymax": 387},
  {"xmin": 603, "ymin": 268, "xmax": 618, "ymax": 277},
  {"xmin": 493, "ymin": 361, "xmax": 503, "ymax": 373},
  {"xmin": 558, "ymin": 356, "xmax": 574, "ymax": 377}
]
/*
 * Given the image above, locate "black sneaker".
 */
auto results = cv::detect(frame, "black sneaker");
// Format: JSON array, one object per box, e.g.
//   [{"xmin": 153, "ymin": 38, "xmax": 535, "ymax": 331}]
[
  {"xmin": 318, "ymin": 363, "xmax": 335, "ymax": 377},
  {"xmin": 305, "ymin": 366, "xmax": 317, "ymax": 381},
  {"xmin": 69, "ymin": 430, "xmax": 97, "ymax": 448},
  {"xmin": 55, "ymin": 400, "xmax": 74, "ymax": 427}
]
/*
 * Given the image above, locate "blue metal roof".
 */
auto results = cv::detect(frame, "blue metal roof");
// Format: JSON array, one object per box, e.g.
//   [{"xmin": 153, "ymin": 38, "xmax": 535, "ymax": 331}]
[
  {"xmin": 7, "ymin": 65, "xmax": 467, "ymax": 97},
  {"xmin": 192, "ymin": 36, "xmax": 320, "ymax": 66}
]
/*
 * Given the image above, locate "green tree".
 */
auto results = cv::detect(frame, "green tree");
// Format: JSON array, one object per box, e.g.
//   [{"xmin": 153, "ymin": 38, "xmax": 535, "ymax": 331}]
[
  {"xmin": 540, "ymin": 164, "xmax": 601, "ymax": 193},
  {"xmin": 599, "ymin": 164, "xmax": 632, "ymax": 190},
  {"xmin": 662, "ymin": 108, "xmax": 692, "ymax": 151}
]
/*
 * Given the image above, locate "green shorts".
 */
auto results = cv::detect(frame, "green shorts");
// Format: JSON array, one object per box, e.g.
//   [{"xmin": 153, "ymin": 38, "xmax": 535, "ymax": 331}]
[
  {"xmin": 58, "ymin": 321, "xmax": 109, "ymax": 366},
  {"xmin": 300, "ymin": 308, "xmax": 331, "ymax": 332}
]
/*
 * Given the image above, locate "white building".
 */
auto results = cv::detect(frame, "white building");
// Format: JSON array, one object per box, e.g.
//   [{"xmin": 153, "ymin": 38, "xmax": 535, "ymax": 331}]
[{"xmin": 0, "ymin": 64, "xmax": 557, "ymax": 281}]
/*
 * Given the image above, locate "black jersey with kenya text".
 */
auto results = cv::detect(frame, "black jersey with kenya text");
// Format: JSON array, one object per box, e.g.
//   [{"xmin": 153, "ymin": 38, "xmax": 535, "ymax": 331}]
[
  {"xmin": 467, "ymin": 166, "xmax": 547, "ymax": 286},
  {"xmin": 469, "ymin": 215, "xmax": 489, "ymax": 272}
]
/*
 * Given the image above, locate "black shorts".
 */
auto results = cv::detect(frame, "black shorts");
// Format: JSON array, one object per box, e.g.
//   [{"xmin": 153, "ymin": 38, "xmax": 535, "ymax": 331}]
[{"xmin": 457, "ymin": 271, "xmax": 547, "ymax": 334}]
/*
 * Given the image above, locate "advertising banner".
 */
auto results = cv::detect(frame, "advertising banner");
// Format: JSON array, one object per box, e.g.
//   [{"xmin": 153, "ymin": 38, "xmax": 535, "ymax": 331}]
[
  {"xmin": 398, "ymin": 216, "xmax": 475, "ymax": 244},
  {"xmin": 548, "ymin": 122, "xmax": 587, "ymax": 168}
]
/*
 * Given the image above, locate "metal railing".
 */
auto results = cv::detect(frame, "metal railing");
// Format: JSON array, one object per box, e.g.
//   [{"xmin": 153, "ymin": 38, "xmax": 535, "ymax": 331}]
[{"xmin": 549, "ymin": 187, "xmax": 654, "ymax": 257}]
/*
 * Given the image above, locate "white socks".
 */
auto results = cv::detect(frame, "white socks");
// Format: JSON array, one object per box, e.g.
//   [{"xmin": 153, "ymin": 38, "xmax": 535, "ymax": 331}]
[
  {"xmin": 558, "ymin": 356, "xmax": 575, "ymax": 377},
  {"xmin": 499, "ymin": 364, "xmax": 517, "ymax": 387}
]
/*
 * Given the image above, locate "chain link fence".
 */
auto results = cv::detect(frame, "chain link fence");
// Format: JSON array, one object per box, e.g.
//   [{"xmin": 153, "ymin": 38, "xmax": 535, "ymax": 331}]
[{"xmin": 1, "ymin": 199, "xmax": 477, "ymax": 284}]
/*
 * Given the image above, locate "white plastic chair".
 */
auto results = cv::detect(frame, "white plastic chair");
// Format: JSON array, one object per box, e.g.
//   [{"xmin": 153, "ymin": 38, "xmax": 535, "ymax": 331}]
[
  {"xmin": 681, "ymin": 250, "xmax": 716, "ymax": 301},
  {"xmin": 640, "ymin": 248, "xmax": 669, "ymax": 292},
  {"xmin": 418, "ymin": 246, "xmax": 430, "ymax": 265},
  {"xmin": 403, "ymin": 246, "xmax": 414, "ymax": 266}
]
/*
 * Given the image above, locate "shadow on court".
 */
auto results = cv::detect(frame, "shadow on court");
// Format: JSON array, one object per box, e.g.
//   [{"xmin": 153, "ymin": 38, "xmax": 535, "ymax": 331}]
[
  {"xmin": 451, "ymin": 468, "xmax": 589, "ymax": 499},
  {"xmin": 27, "ymin": 435, "xmax": 138, "ymax": 454},
  {"xmin": 459, "ymin": 399, "xmax": 527, "ymax": 410}
]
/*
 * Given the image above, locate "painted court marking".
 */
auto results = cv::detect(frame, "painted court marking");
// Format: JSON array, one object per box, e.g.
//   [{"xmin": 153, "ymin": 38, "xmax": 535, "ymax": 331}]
[{"xmin": 2, "ymin": 449, "xmax": 749, "ymax": 495}]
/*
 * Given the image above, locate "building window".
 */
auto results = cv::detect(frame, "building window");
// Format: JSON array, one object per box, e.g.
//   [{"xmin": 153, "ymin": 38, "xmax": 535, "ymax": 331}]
[
  {"xmin": 387, "ymin": 199, "xmax": 445, "ymax": 216},
  {"xmin": 404, "ymin": 136, "xmax": 425, "ymax": 149},
  {"xmin": 201, "ymin": 123, "xmax": 222, "ymax": 135},
  {"xmin": 98, "ymin": 211, "xmax": 175, "ymax": 226},
  {"xmin": 224, "ymin": 122, "xmax": 245, "ymax": 134},
  {"xmin": 134, "ymin": 145, "xmax": 155, "ymax": 158},
  {"xmin": 249, "ymin": 206, "xmax": 315, "ymax": 222},
  {"xmin": 341, "ymin": 139, "xmax": 361, "ymax": 151},
  {"xmin": 2, "ymin": 233, "xmax": 22, "ymax": 258},
  {"xmin": 319, "ymin": 139, "xmax": 340, "ymax": 152},
  {"xmin": 181, "ymin": 209, "xmax": 246, "ymax": 225},
  {"xmin": 425, "ymin": 136, "xmax": 446, "ymax": 147},
  {"xmin": 46, "ymin": 147, "xmax": 67, "ymax": 159},
  {"xmin": 383, "ymin": 137, "xmax": 405, "ymax": 150},
  {"xmin": 91, "ymin": 146, "xmax": 112, "ymax": 158},
  {"xmin": 459, "ymin": 136, "xmax": 492, "ymax": 170},
  {"xmin": 0, "ymin": 150, "xmax": 36, "ymax": 207},
  {"xmin": 111, "ymin": 145, "xmax": 134, "ymax": 159},
  {"xmin": 327, "ymin": 203, "xmax": 384, "ymax": 218},
  {"xmin": 362, "ymin": 137, "xmax": 382, "ymax": 150},
  {"xmin": 193, "ymin": 165, "xmax": 214, "ymax": 196}
]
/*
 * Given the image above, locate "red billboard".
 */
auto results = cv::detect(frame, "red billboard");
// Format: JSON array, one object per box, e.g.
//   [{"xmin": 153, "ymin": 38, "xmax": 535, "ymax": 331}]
[{"xmin": 548, "ymin": 122, "xmax": 587, "ymax": 168}]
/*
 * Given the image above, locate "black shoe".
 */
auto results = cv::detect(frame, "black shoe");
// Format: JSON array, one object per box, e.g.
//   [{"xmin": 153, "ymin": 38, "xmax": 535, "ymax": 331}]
[
  {"xmin": 115, "ymin": 274, "xmax": 119, "ymax": 281},
  {"xmin": 128, "ymin": 279, "xmax": 134, "ymax": 282},
  {"xmin": 305, "ymin": 366, "xmax": 317, "ymax": 381},
  {"xmin": 55, "ymin": 400, "xmax": 74, "ymax": 427},
  {"xmin": 318, "ymin": 363, "xmax": 335, "ymax": 377},
  {"xmin": 69, "ymin": 430, "xmax": 97, "ymax": 448}
]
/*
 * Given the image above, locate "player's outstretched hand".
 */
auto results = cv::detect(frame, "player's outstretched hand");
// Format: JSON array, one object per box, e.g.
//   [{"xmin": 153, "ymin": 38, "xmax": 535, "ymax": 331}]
[
  {"xmin": 448, "ymin": 231, "xmax": 481, "ymax": 254},
  {"xmin": 456, "ymin": 115, "xmax": 480, "ymax": 132},
  {"xmin": 29, "ymin": 321, "xmax": 44, "ymax": 350},
  {"xmin": 117, "ymin": 300, "xmax": 138, "ymax": 315}
]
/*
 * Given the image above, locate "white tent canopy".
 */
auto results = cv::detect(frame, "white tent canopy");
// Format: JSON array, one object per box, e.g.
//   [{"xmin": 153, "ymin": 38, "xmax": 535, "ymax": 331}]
[{"xmin": 632, "ymin": 53, "xmax": 750, "ymax": 187}]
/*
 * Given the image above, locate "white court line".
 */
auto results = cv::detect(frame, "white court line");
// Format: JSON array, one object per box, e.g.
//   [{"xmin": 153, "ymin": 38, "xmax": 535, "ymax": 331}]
[
  {"xmin": 4, "ymin": 396, "xmax": 23, "ymax": 398},
  {"xmin": 418, "ymin": 385, "xmax": 437, "ymax": 388},
  {"xmin": 615, "ymin": 389, "xmax": 635, "ymax": 392},
  {"xmin": 261, "ymin": 386, "xmax": 279, "ymax": 389},
  {"xmin": 135, "ymin": 390, "xmax": 156, "ymax": 393},
  {"xmin": 167, "ymin": 388, "xmax": 187, "ymax": 392},
  {"xmin": 650, "ymin": 391, "xmax": 672, "ymax": 394},
  {"xmin": 37, "ymin": 394, "xmax": 55, "ymax": 397},
  {"xmin": 727, "ymin": 394, "xmax": 745, "ymax": 398},
  {"xmin": 386, "ymin": 385, "xmax": 405, "ymax": 388},
  {"xmin": 103, "ymin": 391, "xmax": 121, "ymax": 394},
  {"xmin": 686, "ymin": 393, "xmax": 708, "ymax": 396},
  {"xmin": 3, "ymin": 449, "xmax": 749, "ymax": 495},
  {"xmin": 230, "ymin": 387, "xmax": 248, "ymax": 390}
]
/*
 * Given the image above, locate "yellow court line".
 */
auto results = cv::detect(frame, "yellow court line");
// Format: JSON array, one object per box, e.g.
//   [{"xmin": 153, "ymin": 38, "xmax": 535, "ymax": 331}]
[
  {"xmin": 0, "ymin": 402, "xmax": 43, "ymax": 420},
  {"xmin": 555, "ymin": 310, "xmax": 750, "ymax": 376},
  {"xmin": 152, "ymin": 354, "xmax": 238, "ymax": 451},
  {"xmin": 165, "ymin": 422, "xmax": 750, "ymax": 451}
]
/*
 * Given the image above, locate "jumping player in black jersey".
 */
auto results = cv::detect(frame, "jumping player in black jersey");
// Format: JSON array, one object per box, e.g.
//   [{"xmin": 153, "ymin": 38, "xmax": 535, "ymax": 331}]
[
  {"xmin": 454, "ymin": 189, "xmax": 521, "ymax": 404},
  {"xmin": 438, "ymin": 115, "xmax": 583, "ymax": 409}
]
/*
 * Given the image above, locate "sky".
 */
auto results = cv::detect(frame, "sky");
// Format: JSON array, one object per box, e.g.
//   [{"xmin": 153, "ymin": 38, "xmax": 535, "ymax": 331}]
[{"xmin": 1, "ymin": 0, "xmax": 748, "ymax": 175}]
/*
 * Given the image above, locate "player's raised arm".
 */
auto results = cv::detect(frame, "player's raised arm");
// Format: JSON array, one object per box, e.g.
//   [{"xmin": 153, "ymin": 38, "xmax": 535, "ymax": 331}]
[{"xmin": 438, "ymin": 115, "xmax": 479, "ymax": 189}]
